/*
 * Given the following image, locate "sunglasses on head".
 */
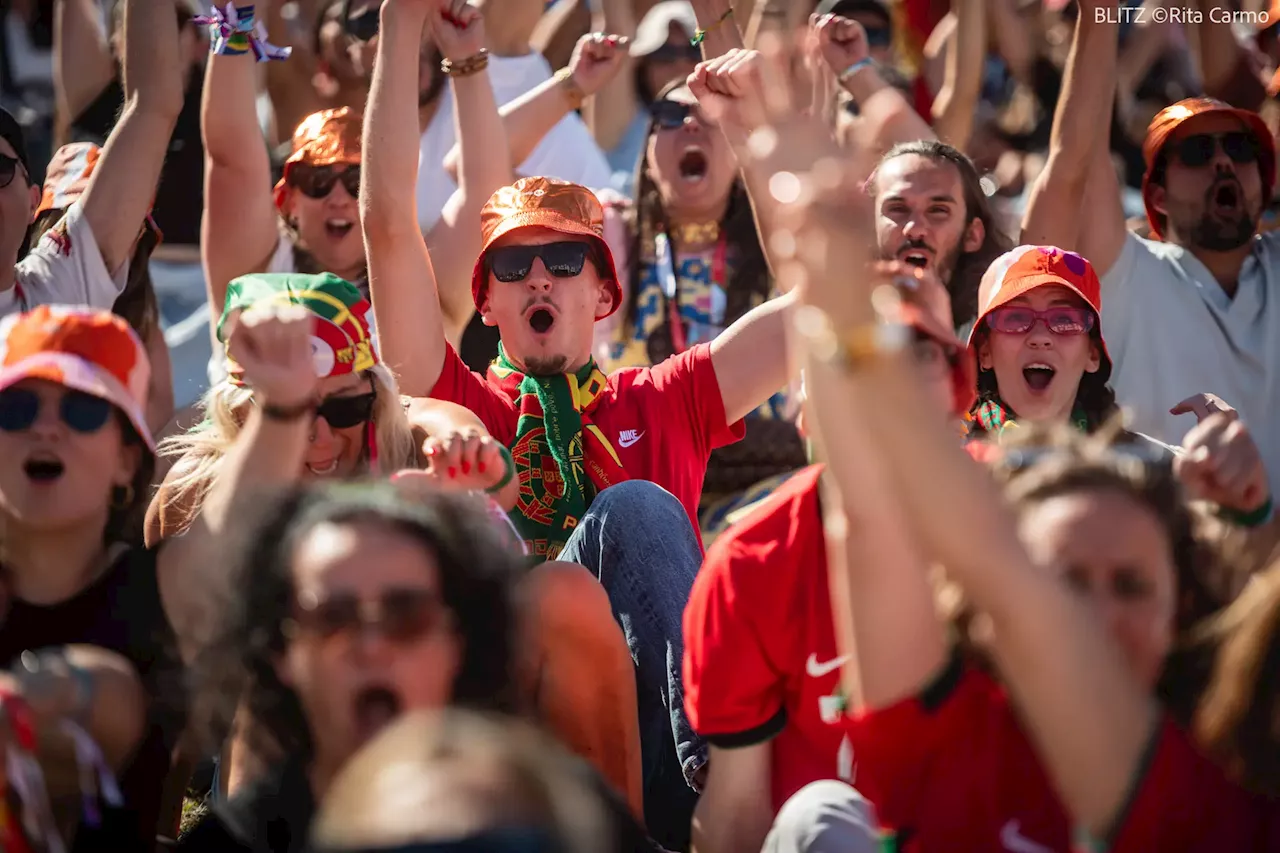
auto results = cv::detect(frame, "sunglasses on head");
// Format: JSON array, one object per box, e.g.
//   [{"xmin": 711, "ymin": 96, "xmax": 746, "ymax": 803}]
[
  {"xmin": 0, "ymin": 387, "xmax": 114, "ymax": 434},
  {"xmin": 291, "ymin": 164, "xmax": 361, "ymax": 200},
  {"xmin": 1169, "ymin": 131, "xmax": 1258, "ymax": 169},
  {"xmin": 0, "ymin": 153, "xmax": 27, "ymax": 190},
  {"xmin": 985, "ymin": 305, "xmax": 1096, "ymax": 336},
  {"xmin": 486, "ymin": 241, "xmax": 592, "ymax": 283},
  {"xmin": 291, "ymin": 587, "xmax": 447, "ymax": 643},
  {"xmin": 650, "ymin": 99, "xmax": 715, "ymax": 131},
  {"xmin": 647, "ymin": 43, "xmax": 701, "ymax": 64},
  {"xmin": 343, "ymin": 5, "xmax": 379, "ymax": 41}
]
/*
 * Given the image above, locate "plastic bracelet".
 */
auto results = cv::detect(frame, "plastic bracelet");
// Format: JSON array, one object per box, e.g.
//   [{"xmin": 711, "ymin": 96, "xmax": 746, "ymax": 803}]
[
  {"xmin": 691, "ymin": 6, "xmax": 733, "ymax": 47},
  {"xmin": 1220, "ymin": 495, "xmax": 1273, "ymax": 528},
  {"xmin": 838, "ymin": 57, "xmax": 876, "ymax": 84},
  {"xmin": 486, "ymin": 445, "xmax": 516, "ymax": 495}
]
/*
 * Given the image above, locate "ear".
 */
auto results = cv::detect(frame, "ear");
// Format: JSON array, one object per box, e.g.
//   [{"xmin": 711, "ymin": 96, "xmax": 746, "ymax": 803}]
[
  {"xmin": 26, "ymin": 182, "xmax": 40, "ymax": 221},
  {"xmin": 1147, "ymin": 184, "xmax": 1167, "ymax": 219},
  {"xmin": 593, "ymin": 280, "xmax": 616, "ymax": 322},
  {"xmin": 115, "ymin": 439, "xmax": 142, "ymax": 489},
  {"xmin": 478, "ymin": 292, "xmax": 499, "ymax": 327},
  {"xmin": 977, "ymin": 337, "xmax": 994, "ymax": 371},
  {"xmin": 963, "ymin": 216, "xmax": 985, "ymax": 254},
  {"xmin": 1085, "ymin": 340, "xmax": 1102, "ymax": 374}
]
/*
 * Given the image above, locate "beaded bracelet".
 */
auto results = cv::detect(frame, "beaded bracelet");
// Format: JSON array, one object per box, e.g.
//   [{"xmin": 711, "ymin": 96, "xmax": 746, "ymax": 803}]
[{"xmin": 441, "ymin": 49, "xmax": 490, "ymax": 78}]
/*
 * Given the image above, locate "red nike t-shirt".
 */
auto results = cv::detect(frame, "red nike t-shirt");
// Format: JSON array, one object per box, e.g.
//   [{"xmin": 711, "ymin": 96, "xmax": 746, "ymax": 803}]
[
  {"xmin": 683, "ymin": 464, "xmax": 854, "ymax": 814},
  {"xmin": 429, "ymin": 341, "xmax": 744, "ymax": 545},
  {"xmin": 849, "ymin": 661, "xmax": 1274, "ymax": 852}
]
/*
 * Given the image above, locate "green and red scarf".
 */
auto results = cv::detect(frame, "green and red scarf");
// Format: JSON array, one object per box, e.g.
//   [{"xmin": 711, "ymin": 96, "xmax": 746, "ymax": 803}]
[
  {"xmin": 971, "ymin": 398, "xmax": 1088, "ymax": 442},
  {"xmin": 488, "ymin": 344, "xmax": 630, "ymax": 559}
]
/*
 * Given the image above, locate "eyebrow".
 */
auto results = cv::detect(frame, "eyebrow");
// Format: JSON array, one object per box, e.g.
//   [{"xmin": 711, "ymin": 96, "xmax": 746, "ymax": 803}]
[{"xmin": 883, "ymin": 193, "xmax": 958, "ymax": 205}]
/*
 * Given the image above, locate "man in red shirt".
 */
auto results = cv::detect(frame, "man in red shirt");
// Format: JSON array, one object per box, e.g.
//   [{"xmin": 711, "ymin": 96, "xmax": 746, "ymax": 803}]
[
  {"xmin": 682, "ymin": 274, "xmax": 975, "ymax": 853},
  {"xmin": 360, "ymin": 11, "xmax": 796, "ymax": 838}
]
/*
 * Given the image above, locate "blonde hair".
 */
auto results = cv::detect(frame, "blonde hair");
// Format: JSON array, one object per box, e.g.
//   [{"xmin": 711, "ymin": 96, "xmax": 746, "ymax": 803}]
[{"xmin": 157, "ymin": 364, "xmax": 416, "ymax": 524}]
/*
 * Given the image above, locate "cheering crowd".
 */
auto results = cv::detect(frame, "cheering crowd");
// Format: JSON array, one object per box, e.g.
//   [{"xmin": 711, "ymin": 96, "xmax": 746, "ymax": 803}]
[{"xmin": 3, "ymin": 0, "xmax": 1280, "ymax": 850}]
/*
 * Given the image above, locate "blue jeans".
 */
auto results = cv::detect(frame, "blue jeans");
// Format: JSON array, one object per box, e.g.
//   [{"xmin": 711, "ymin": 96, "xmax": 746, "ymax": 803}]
[{"xmin": 560, "ymin": 480, "xmax": 705, "ymax": 852}]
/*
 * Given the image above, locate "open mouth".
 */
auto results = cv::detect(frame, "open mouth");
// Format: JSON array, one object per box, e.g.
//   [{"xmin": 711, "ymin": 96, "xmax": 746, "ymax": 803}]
[
  {"xmin": 23, "ymin": 458, "xmax": 65, "ymax": 483},
  {"xmin": 1212, "ymin": 182, "xmax": 1240, "ymax": 211},
  {"xmin": 528, "ymin": 307, "xmax": 555, "ymax": 335},
  {"xmin": 353, "ymin": 685, "xmax": 402, "ymax": 741},
  {"xmin": 898, "ymin": 249, "xmax": 931, "ymax": 269},
  {"xmin": 306, "ymin": 458, "xmax": 340, "ymax": 476},
  {"xmin": 678, "ymin": 147, "xmax": 709, "ymax": 183},
  {"xmin": 1022, "ymin": 363, "xmax": 1056, "ymax": 392},
  {"xmin": 325, "ymin": 218, "xmax": 355, "ymax": 240}
]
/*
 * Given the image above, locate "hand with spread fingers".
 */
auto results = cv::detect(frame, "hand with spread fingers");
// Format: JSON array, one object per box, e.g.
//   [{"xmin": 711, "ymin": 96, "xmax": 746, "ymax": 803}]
[
  {"xmin": 430, "ymin": 0, "xmax": 484, "ymax": 62},
  {"xmin": 226, "ymin": 305, "xmax": 320, "ymax": 410},
  {"xmin": 569, "ymin": 32, "xmax": 630, "ymax": 96},
  {"xmin": 394, "ymin": 430, "xmax": 510, "ymax": 495},
  {"xmin": 1172, "ymin": 398, "xmax": 1270, "ymax": 515}
]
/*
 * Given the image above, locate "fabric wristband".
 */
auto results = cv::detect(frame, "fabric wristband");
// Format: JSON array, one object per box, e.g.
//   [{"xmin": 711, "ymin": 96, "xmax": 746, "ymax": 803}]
[
  {"xmin": 194, "ymin": 3, "xmax": 292, "ymax": 61},
  {"xmin": 486, "ymin": 445, "xmax": 516, "ymax": 494},
  {"xmin": 1219, "ymin": 495, "xmax": 1273, "ymax": 528}
]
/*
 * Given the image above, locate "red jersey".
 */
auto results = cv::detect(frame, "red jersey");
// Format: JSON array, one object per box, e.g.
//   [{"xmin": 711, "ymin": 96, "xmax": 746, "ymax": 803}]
[
  {"xmin": 851, "ymin": 662, "xmax": 1275, "ymax": 852},
  {"xmin": 683, "ymin": 464, "xmax": 853, "ymax": 814},
  {"xmin": 429, "ymin": 341, "xmax": 744, "ymax": 545}
]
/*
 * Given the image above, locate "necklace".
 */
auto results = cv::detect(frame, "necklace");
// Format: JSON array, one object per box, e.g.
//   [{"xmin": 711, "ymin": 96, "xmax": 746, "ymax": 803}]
[{"xmin": 672, "ymin": 220, "xmax": 721, "ymax": 245}]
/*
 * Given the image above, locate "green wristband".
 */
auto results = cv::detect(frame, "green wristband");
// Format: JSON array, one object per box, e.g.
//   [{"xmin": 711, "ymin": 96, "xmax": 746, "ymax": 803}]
[
  {"xmin": 1220, "ymin": 496, "xmax": 1273, "ymax": 528},
  {"xmin": 486, "ymin": 445, "xmax": 516, "ymax": 494}
]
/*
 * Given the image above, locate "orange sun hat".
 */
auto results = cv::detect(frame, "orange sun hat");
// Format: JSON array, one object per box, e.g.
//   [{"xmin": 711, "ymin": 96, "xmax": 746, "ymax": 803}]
[
  {"xmin": 0, "ymin": 306, "xmax": 154, "ymax": 451},
  {"xmin": 273, "ymin": 107, "xmax": 363, "ymax": 210},
  {"xmin": 1140, "ymin": 97, "xmax": 1276, "ymax": 239},
  {"xmin": 470, "ymin": 177, "xmax": 622, "ymax": 318}
]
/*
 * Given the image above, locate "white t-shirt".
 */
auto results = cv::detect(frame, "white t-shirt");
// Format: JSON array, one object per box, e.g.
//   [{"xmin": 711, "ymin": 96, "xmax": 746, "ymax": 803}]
[
  {"xmin": 1100, "ymin": 231, "xmax": 1280, "ymax": 496},
  {"xmin": 415, "ymin": 51, "xmax": 612, "ymax": 231},
  {"xmin": 9, "ymin": 202, "xmax": 128, "ymax": 317}
]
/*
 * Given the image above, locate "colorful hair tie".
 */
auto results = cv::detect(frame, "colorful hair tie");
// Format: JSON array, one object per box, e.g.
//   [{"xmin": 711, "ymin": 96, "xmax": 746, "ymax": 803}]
[{"xmin": 194, "ymin": 4, "xmax": 292, "ymax": 61}]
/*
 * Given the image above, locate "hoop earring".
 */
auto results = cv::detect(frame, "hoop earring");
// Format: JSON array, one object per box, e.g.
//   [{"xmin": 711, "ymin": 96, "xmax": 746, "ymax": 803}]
[{"xmin": 111, "ymin": 483, "xmax": 135, "ymax": 510}]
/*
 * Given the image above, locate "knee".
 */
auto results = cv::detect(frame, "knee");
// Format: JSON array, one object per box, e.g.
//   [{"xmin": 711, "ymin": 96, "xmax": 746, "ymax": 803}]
[
  {"xmin": 524, "ymin": 562, "xmax": 624, "ymax": 648},
  {"xmin": 770, "ymin": 781, "xmax": 880, "ymax": 853},
  {"xmin": 591, "ymin": 480, "xmax": 688, "ymax": 528}
]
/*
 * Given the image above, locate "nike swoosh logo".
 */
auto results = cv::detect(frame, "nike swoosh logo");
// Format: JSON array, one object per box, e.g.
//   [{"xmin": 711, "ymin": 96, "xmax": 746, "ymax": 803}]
[
  {"xmin": 618, "ymin": 432, "xmax": 644, "ymax": 448},
  {"xmin": 1000, "ymin": 820, "xmax": 1054, "ymax": 853},
  {"xmin": 805, "ymin": 653, "xmax": 849, "ymax": 678}
]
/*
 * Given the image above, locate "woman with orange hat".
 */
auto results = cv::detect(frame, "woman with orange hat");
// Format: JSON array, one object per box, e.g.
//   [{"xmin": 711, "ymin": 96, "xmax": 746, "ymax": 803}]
[
  {"xmin": 197, "ymin": 0, "xmax": 512, "ymax": 366},
  {"xmin": 0, "ymin": 299, "xmax": 325, "ymax": 851}
]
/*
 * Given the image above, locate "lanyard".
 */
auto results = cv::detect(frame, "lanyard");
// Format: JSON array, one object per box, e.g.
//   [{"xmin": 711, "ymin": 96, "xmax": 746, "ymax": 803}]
[{"xmin": 653, "ymin": 229, "xmax": 728, "ymax": 356}]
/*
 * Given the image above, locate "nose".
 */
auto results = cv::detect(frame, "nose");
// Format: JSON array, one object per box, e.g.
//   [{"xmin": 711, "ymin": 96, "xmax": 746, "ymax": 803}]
[
  {"xmin": 327, "ymin": 180, "xmax": 356, "ymax": 204},
  {"xmin": 311, "ymin": 415, "xmax": 335, "ymax": 445},
  {"xmin": 1025, "ymin": 321, "xmax": 1054, "ymax": 348},
  {"xmin": 902, "ymin": 218, "xmax": 929, "ymax": 243},
  {"xmin": 28, "ymin": 394, "xmax": 64, "ymax": 437},
  {"xmin": 524, "ymin": 258, "xmax": 553, "ymax": 292},
  {"xmin": 1209, "ymin": 140, "xmax": 1237, "ymax": 172}
]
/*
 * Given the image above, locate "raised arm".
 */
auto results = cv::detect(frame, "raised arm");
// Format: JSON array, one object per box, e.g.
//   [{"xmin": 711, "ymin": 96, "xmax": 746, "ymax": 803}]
[
  {"xmin": 54, "ymin": 0, "xmax": 117, "ymax": 125},
  {"xmin": 200, "ymin": 13, "xmax": 283, "ymax": 316},
  {"xmin": 582, "ymin": 0, "xmax": 638, "ymax": 153},
  {"xmin": 1020, "ymin": 0, "xmax": 1126, "ymax": 275},
  {"xmin": 1188, "ymin": 0, "xmax": 1266, "ymax": 109},
  {"xmin": 441, "ymin": 32, "xmax": 626, "ymax": 185},
  {"xmin": 157, "ymin": 305, "xmax": 317, "ymax": 661},
  {"xmin": 422, "ymin": 4, "xmax": 514, "ymax": 347},
  {"xmin": 690, "ymin": 0, "xmax": 744, "ymax": 60},
  {"xmin": 78, "ymin": 0, "xmax": 184, "ymax": 278},
  {"xmin": 929, "ymin": 0, "xmax": 986, "ymax": 151},
  {"xmin": 361, "ymin": 0, "xmax": 459, "ymax": 397}
]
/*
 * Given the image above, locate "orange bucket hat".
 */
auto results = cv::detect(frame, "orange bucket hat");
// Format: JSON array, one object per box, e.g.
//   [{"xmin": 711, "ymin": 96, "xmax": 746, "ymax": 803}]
[
  {"xmin": 273, "ymin": 107, "xmax": 362, "ymax": 210},
  {"xmin": 1141, "ymin": 97, "xmax": 1276, "ymax": 239},
  {"xmin": 0, "ymin": 306, "xmax": 154, "ymax": 451},
  {"xmin": 470, "ymin": 177, "xmax": 622, "ymax": 318},
  {"xmin": 968, "ymin": 245, "xmax": 1111, "ymax": 384}
]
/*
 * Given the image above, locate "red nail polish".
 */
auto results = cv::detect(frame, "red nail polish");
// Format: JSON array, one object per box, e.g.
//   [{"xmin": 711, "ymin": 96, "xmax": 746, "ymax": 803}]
[
  {"xmin": 478, "ymin": 462, "xmax": 487, "ymax": 473},
  {"xmin": 462, "ymin": 461, "xmax": 471, "ymax": 474},
  {"xmin": 447, "ymin": 467, "xmax": 457, "ymax": 478}
]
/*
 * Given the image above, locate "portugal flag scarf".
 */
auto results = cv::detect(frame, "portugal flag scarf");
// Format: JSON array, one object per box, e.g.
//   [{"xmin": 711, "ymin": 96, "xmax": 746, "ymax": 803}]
[{"xmin": 488, "ymin": 344, "xmax": 629, "ymax": 559}]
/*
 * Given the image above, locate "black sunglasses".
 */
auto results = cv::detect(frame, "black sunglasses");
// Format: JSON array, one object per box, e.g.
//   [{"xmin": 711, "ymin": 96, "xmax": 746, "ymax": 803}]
[
  {"xmin": 647, "ymin": 43, "xmax": 701, "ymax": 64},
  {"xmin": 0, "ymin": 387, "xmax": 113, "ymax": 434},
  {"xmin": 290, "ymin": 164, "xmax": 361, "ymax": 200},
  {"xmin": 649, "ymin": 99, "xmax": 715, "ymax": 131},
  {"xmin": 316, "ymin": 389, "xmax": 377, "ymax": 429},
  {"xmin": 0, "ymin": 153, "xmax": 27, "ymax": 190},
  {"xmin": 863, "ymin": 25, "xmax": 891, "ymax": 48},
  {"xmin": 291, "ymin": 587, "xmax": 447, "ymax": 643},
  {"xmin": 486, "ymin": 241, "xmax": 592, "ymax": 283},
  {"xmin": 343, "ymin": 5, "xmax": 379, "ymax": 41},
  {"xmin": 1170, "ymin": 132, "xmax": 1258, "ymax": 169}
]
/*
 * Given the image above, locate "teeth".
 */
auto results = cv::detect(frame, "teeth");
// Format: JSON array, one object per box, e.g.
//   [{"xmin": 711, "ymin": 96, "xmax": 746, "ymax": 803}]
[
  {"xmin": 307, "ymin": 459, "xmax": 339, "ymax": 475},
  {"xmin": 327, "ymin": 219, "xmax": 353, "ymax": 227},
  {"xmin": 1025, "ymin": 363, "xmax": 1053, "ymax": 370}
]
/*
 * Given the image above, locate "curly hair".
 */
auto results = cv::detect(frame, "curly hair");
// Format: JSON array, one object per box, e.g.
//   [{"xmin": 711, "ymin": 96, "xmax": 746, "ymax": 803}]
[
  {"xmin": 618, "ymin": 81, "xmax": 771, "ymax": 342},
  {"xmin": 870, "ymin": 140, "xmax": 1014, "ymax": 327},
  {"xmin": 941, "ymin": 425, "xmax": 1238, "ymax": 722},
  {"xmin": 188, "ymin": 482, "xmax": 525, "ymax": 764}
]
